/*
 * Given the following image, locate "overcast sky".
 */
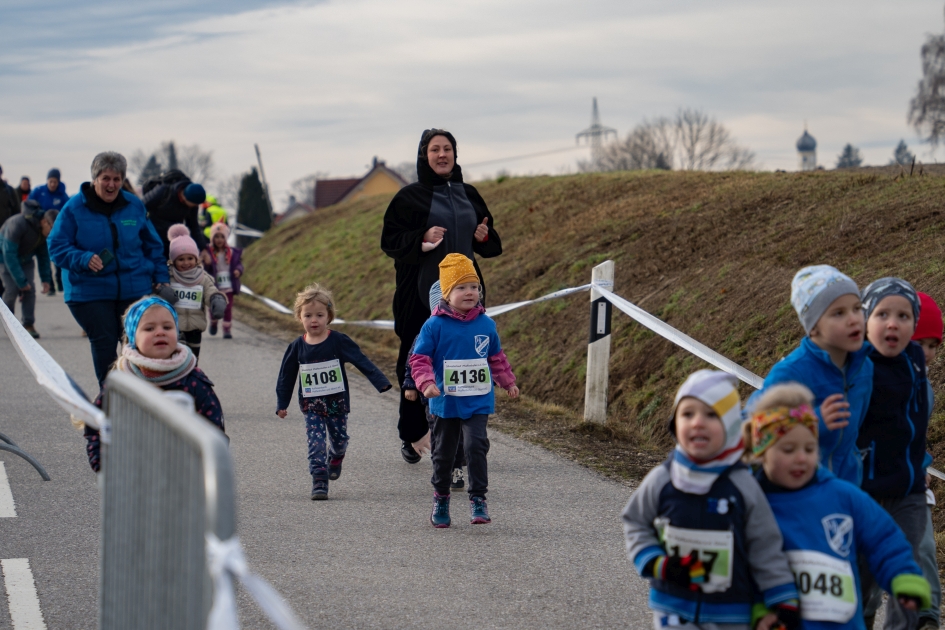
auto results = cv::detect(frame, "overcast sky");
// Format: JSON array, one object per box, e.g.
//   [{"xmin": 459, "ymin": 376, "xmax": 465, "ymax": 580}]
[{"xmin": 2, "ymin": 1, "xmax": 941, "ymax": 208}]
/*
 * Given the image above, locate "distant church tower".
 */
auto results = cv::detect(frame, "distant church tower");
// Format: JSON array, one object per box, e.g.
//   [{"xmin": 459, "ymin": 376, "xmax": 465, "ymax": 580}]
[{"xmin": 797, "ymin": 126, "xmax": 817, "ymax": 171}]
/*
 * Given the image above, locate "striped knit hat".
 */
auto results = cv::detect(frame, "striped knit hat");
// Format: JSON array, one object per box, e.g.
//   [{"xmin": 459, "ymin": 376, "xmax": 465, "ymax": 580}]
[{"xmin": 669, "ymin": 370, "xmax": 742, "ymax": 452}]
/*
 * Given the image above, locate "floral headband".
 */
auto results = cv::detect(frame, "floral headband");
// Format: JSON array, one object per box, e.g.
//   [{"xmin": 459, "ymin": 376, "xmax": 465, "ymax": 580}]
[{"xmin": 751, "ymin": 404, "xmax": 819, "ymax": 456}]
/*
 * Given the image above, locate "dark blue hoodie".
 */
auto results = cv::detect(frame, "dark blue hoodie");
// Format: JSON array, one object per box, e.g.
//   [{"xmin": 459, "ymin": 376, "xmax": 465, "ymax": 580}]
[{"xmin": 857, "ymin": 341, "xmax": 929, "ymax": 499}]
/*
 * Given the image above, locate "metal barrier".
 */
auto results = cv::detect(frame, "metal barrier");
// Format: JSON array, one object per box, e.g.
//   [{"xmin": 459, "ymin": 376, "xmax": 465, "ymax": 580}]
[{"xmin": 99, "ymin": 371, "xmax": 235, "ymax": 630}]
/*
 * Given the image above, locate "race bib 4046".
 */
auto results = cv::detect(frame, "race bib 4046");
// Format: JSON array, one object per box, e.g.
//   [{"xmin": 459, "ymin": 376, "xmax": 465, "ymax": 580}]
[
  {"xmin": 299, "ymin": 360, "xmax": 345, "ymax": 397},
  {"xmin": 443, "ymin": 358, "xmax": 491, "ymax": 397},
  {"xmin": 662, "ymin": 525, "xmax": 734, "ymax": 594},
  {"xmin": 786, "ymin": 550, "xmax": 857, "ymax": 623}
]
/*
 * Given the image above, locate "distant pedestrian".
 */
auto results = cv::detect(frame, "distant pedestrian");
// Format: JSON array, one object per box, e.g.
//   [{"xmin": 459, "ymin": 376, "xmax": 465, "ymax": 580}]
[
  {"xmin": 17, "ymin": 177, "xmax": 31, "ymax": 202},
  {"xmin": 166, "ymin": 224, "xmax": 226, "ymax": 359},
  {"xmin": 47, "ymin": 151, "xmax": 169, "ymax": 385},
  {"xmin": 0, "ymin": 164, "xmax": 19, "ymax": 228},
  {"xmin": 202, "ymin": 222, "xmax": 242, "ymax": 339},
  {"xmin": 275, "ymin": 283, "xmax": 392, "ymax": 500},
  {"xmin": 408, "ymin": 254, "xmax": 519, "ymax": 528},
  {"xmin": 82, "ymin": 296, "xmax": 226, "ymax": 473},
  {"xmin": 143, "ymin": 176, "xmax": 207, "ymax": 258},
  {"xmin": 381, "ymin": 128, "xmax": 503, "ymax": 465},
  {"xmin": 29, "ymin": 168, "xmax": 70, "ymax": 292},
  {"xmin": 0, "ymin": 200, "xmax": 58, "ymax": 337},
  {"xmin": 200, "ymin": 195, "xmax": 228, "ymax": 239}
]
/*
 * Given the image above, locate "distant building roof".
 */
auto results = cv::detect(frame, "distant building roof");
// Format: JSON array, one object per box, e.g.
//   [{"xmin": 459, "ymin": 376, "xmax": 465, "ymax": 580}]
[
  {"xmin": 274, "ymin": 201, "xmax": 316, "ymax": 225},
  {"xmin": 797, "ymin": 130, "xmax": 817, "ymax": 152},
  {"xmin": 314, "ymin": 178, "xmax": 361, "ymax": 209},
  {"xmin": 314, "ymin": 157, "xmax": 408, "ymax": 209}
]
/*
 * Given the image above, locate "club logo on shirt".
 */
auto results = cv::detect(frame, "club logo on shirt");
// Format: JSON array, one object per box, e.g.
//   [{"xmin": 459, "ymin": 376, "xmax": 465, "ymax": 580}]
[
  {"xmin": 821, "ymin": 513, "xmax": 854, "ymax": 557},
  {"xmin": 474, "ymin": 335, "xmax": 489, "ymax": 358}
]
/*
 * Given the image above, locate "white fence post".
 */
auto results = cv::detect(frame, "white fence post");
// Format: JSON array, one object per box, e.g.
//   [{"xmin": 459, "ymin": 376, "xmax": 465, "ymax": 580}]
[{"xmin": 584, "ymin": 261, "xmax": 614, "ymax": 424}]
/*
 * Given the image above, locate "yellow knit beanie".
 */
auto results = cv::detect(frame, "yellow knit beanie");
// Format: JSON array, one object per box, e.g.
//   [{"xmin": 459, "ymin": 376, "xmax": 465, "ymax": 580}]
[{"xmin": 439, "ymin": 253, "xmax": 479, "ymax": 299}]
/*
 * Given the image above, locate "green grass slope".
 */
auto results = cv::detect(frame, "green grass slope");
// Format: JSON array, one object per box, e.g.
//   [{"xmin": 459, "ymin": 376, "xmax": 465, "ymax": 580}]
[{"xmin": 241, "ymin": 169, "xmax": 945, "ymax": 465}]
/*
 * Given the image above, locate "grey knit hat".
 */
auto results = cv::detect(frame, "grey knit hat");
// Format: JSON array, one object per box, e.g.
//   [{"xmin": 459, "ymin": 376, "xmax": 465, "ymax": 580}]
[{"xmin": 791, "ymin": 265, "xmax": 861, "ymax": 334}]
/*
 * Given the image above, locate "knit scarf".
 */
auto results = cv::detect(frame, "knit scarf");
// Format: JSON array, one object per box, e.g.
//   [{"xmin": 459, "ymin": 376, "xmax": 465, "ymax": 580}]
[
  {"xmin": 669, "ymin": 442, "xmax": 744, "ymax": 495},
  {"xmin": 169, "ymin": 264, "xmax": 205, "ymax": 286},
  {"xmin": 115, "ymin": 344, "xmax": 197, "ymax": 387}
]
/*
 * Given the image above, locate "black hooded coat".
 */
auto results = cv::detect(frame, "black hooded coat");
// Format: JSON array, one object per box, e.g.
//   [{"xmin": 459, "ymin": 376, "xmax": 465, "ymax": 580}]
[{"xmin": 380, "ymin": 134, "xmax": 502, "ymax": 441}]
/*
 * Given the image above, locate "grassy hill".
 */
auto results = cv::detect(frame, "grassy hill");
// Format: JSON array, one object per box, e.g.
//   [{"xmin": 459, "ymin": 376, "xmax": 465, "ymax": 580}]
[{"xmin": 237, "ymin": 168, "xmax": 945, "ymax": 485}]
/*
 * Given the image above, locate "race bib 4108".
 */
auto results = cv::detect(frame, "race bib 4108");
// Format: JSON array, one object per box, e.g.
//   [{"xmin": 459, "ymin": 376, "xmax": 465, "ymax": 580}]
[{"xmin": 299, "ymin": 360, "xmax": 345, "ymax": 397}]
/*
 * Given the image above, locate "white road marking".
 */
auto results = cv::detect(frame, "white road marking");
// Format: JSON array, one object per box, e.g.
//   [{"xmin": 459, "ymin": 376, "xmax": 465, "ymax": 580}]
[
  {"xmin": 0, "ymin": 462, "xmax": 16, "ymax": 518},
  {"xmin": 1, "ymin": 559, "xmax": 46, "ymax": 629}
]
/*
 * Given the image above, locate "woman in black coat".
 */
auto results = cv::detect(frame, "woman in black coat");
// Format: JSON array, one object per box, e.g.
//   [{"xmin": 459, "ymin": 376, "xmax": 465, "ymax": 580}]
[{"xmin": 381, "ymin": 129, "xmax": 502, "ymax": 462}]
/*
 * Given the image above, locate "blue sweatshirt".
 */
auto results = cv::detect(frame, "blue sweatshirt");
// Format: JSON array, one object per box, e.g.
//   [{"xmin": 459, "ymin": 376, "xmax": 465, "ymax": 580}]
[
  {"xmin": 412, "ymin": 308, "xmax": 505, "ymax": 420},
  {"xmin": 28, "ymin": 183, "xmax": 69, "ymax": 212},
  {"xmin": 276, "ymin": 331, "xmax": 391, "ymax": 417},
  {"xmin": 857, "ymin": 341, "xmax": 929, "ymax": 499},
  {"xmin": 748, "ymin": 337, "xmax": 873, "ymax": 485},
  {"xmin": 758, "ymin": 467, "xmax": 923, "ymax": 629}
]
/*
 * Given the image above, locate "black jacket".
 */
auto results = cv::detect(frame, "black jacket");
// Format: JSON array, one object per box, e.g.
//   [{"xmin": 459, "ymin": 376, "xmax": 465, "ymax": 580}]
[
  {"xmin": 142, "ymin": 182, "xmax": 207, "ymax": 256},
  {"xmin": 380, "ymin": 137, "xmax": 502, "ymax": 338},
  {"xmin": 857, "ymin": 341, "xmax": 930, "ymax": 499},
  {"xmin": 0, "ymin": 182, "xmax": 20, "ymax": 229}
]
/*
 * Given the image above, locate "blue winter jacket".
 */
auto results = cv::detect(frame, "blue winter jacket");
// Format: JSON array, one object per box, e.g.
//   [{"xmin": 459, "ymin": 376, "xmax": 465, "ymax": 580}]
[
  {"xmin": 28, "ymin": 183, "xmax": 69, "ymax": 211},
  {"xmin": 47, "ymin": 183, "xmax": 168, "ymax": 303},
  {"xmin": 747, "ymin": 337, "xmax": 873, "ymax": 485},
  {"xmin": 759, "ymin": 467, "xmax": 924, "ymax": 629},
  {"xmin": 857, "ymin": 341, "xmax": 929, "ymax": 499}
]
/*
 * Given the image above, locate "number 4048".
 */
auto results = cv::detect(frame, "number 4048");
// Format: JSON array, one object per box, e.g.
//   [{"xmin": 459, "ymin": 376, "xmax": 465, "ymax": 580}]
[{"xmin": 794, "ymin": 571, "xmax": 843, "ymax": 597}]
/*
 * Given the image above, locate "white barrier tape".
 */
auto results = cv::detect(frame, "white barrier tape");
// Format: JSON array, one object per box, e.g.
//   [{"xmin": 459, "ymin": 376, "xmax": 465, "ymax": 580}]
[
  {"xmin": 235, "ymin": 224, "xmax": 265, "ymax": 238},
  {"xmin": 240, "ymin": 286, "xmax": 294, "ymax": 315},
  {"xmin": 486, "ymin": 284, "xmax": 591, "ymax": 317},
  {"xmin": 206, "ymin": 533, "xmax": 307, "ymax": 630},
  {"xmin": 0, "ymin": 300, "xmax": 107, "ymax": 435},
  {"xmin": 592, "ymin": 283, "xmax": 765, "ymax": 390}
]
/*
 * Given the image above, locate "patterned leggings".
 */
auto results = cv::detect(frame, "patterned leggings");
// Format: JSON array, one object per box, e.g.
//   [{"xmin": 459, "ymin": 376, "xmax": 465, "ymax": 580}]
[{"xmin": 304, "ymin": 411, "xmax": 348, "ymax": 478}]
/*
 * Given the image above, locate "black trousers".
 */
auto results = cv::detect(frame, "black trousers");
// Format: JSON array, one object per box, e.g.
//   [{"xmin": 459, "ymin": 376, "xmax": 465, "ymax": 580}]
[
  {"xmin": 396, "ymin": 313, "xmax": 430, "ymax": 443},
  {"xmin": 180, "ymin": 329, "xmax": 202, "ymax": 358},
  {"xmin": 430, "ymin": 414, "xmax": 489, "ymax": 498}
]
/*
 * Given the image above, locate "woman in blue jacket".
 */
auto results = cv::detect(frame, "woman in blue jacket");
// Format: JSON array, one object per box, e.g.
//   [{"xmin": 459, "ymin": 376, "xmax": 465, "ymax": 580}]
[{"xmin": 47, "ymin": 152, "xmax": 169, "ymax": 385}]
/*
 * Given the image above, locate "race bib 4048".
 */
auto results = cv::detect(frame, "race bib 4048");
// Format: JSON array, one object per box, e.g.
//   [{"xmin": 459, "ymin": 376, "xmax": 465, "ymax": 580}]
[
  {"xmin": 171, "ymin": 283, "xmax": 202, "ymax": 310},
  {"xmin": 299, "ymin": 360, "xmax": 345, "ymax": 397},
  {"xmin": 786, "ymin": 550, "xmax": 857, "ymax": 623},
  {"xmin": 443, "ymin": 358, "xmax": 491, "ymax": 397},
  {"xmin": 662, "ymin": 525, "xmax": 734, "ymax": 594}
]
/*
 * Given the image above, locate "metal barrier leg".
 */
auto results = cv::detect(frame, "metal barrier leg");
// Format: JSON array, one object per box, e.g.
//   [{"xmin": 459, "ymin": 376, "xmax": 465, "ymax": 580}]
[
  {"xmin": 0, "ymin": 443, "xmax": 50, "ymax": 481},
  {"xmin": 0, "ymin": 432, "xmax": 17, "ymax": 447}
]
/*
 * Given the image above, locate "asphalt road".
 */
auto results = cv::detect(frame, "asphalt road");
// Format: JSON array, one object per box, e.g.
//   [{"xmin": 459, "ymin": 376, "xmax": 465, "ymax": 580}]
[{"xmin": 0, "ymin": 294, "xmax": 653, "ymax": 629}]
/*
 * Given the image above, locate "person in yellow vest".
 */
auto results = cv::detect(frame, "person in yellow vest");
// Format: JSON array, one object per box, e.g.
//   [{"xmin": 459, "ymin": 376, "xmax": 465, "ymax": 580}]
[{"xmin": 201, "ymin": 195, "xmax": 228, "ymax": 239}]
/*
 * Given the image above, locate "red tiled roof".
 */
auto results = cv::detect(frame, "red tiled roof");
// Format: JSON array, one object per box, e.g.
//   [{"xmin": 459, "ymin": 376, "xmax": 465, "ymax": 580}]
[{"xmin": 314, "ymin": 178, "xmax": 361, "ymax": 209}]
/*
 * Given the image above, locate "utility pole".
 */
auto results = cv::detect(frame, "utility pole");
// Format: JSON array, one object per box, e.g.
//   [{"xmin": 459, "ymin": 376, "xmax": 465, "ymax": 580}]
[
  {"xmin": 254, "ymin": 143, "xmax": 275, "ymax": 220},
  {"xmin": 576, "ymin": 97, "xmax": 617, "ymax": 167}
]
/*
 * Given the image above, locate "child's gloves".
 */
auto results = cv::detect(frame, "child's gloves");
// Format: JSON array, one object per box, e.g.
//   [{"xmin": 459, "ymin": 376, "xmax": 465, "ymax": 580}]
[
  {"xmin": 771, "ymin": 600, "xmax": 800, "ymax": 630},
  {"xmin": 209, "ymin": 293, "xmax": 227, "ymax": 320},
  {"xmin": 155, "ymin": 284, "xmax": 178, "ymax": 305},
  {"xmin": 651, "ymin": 552, "xmax": 706, "ymax": 591},
  {"xmin": 891, "ymin": 573, "xmax": 931, "ymax": 611}
]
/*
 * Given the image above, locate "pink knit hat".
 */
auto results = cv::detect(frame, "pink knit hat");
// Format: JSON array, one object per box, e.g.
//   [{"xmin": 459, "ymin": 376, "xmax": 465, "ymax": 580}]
[
  {"xmin": 168, "ymin": 224, "xmax": 199, "ymax": 261},
  {"xmin": 210, "ymin": 222, "xmax": 230, "ymax": 240}
]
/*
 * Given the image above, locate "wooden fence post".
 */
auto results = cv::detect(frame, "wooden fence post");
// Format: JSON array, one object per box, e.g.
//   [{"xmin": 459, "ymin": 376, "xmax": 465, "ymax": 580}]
[{"xmin": 584, "ymin": 261, "xmax": 614, "ymax": 424}]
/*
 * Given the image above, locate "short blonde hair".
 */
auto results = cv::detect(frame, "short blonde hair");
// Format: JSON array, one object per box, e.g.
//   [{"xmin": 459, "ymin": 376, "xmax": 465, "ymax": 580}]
[
  {"xmin": 294, "ymin": 283, "xmax": 334, "ymax": 323},
  {"xmin": 741, "ymin": 383, "xmax": 816, "ymax": 459}
]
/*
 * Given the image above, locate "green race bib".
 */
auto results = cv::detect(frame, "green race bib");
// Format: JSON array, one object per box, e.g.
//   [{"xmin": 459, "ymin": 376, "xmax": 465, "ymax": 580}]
[{"xmin": 299, "ymin": 360, "xmax": 345, "ymax": 397}]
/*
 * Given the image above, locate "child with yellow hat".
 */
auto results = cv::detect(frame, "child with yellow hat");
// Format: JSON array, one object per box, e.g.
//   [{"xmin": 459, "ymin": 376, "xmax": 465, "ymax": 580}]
[{"xmin": 408, "ymin": 253, "xmax": 518, "ymax": 528}]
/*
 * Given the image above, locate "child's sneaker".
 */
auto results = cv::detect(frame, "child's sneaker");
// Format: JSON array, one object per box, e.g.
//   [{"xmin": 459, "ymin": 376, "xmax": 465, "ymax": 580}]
[
  {"xmin": 450, "ymin": 467, "xmax": 465, "ymax": 490},
  {"xmin": 328, "ymin": 457, "xmax": 344, "ymax": 481},
  {"xmin": 223, "ymin": 330, "xmax": 232, "ymax": 339},
  {"xmin": 311, "ymin": 478, "xmax": 328, "ymax": 500},
  {"xmin": 470, "ymin": 496, "xmax": 491, "ymax": 524},
  {"xmin": 209, "ymin": 322, "xmax": 218, "ymax": 336},
  {"xmin": 430, "ymin": 492, "xmax": 451, "ymax": 528}
]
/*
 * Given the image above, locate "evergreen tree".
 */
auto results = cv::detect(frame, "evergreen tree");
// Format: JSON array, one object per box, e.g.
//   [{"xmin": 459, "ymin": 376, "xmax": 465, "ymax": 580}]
[
  {"xmin": 236, "ymin": 168, "xmax": 271, "ymax": 247},
  {"xmin": 890, "ymin": 140, "xmax": 915, "ymax": 166},
  {"xmin": 836, "ymin": 144, "xmax": 863, "ymax": 169},
  {"xmin": 163, "ymin": 141, "xmax": 178, "ymax": 171},
  {"xmin": 137, "ymin": 155, "xmax": 162, "ymax": 187}
]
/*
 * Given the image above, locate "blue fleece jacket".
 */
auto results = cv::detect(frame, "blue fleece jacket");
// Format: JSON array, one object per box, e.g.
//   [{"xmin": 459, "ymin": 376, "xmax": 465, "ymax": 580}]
[
  {"xmin": 748, "ymin": 337, "xmax": 873, "ymax": 485},
  {"xmin": 28, "ymin": 183, "xmax": 69, "ymax": 211},
  {"xmin": 857, "ymin": 341, "xmax": 929, "ymax": 499},
  {"xmin": 758, "ymin": 467, "xmax": 923, "ymax": 629},
  {"xmin": 412, "ymin": 310, "xmax": 504, "ymax": 419},
  {"xmin": 47, "ymin": 184, "xmax": 168, "ymax": 303}
]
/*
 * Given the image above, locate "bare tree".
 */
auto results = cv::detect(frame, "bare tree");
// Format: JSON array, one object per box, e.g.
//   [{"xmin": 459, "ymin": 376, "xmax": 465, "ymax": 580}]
[
  {"xmin": 215, "ymin": 173, "xmax": 244, "ymax": 212},
  {"xmin": 285, "ymin": 172, "xmax": 328, "ymax": 207},
  {"xmin": 391, "ymin": 161, "xmax": 419, "ymax": 183},
  {"xmin": 589, "ymin": 108, "xmax": 754, "ymax": 172},
  {"xmin": 126, "ymin": 141, "xmax": 216, "ymax": 186},
  {"xmin": 909, "ymin": 9, "xmax": 945, "ymax": 150}
]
